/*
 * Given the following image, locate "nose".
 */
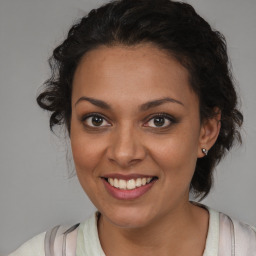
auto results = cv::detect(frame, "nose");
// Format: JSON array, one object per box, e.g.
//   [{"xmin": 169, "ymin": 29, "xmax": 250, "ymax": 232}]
[{"xmin": 106, "ymin": 125, "xmax": 146, "ymax": 168}]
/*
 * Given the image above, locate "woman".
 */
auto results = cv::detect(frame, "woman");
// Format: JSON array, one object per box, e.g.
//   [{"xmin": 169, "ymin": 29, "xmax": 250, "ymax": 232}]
[{"xmin": 8, "ymin": 0, "xmax": 256, "ymax": 255}]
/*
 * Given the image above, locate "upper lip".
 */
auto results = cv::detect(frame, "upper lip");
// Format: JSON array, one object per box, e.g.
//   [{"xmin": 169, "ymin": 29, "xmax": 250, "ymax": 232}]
[{"xmin": 101, "ymin": 173, "xmax": 157, "ymax": 181}]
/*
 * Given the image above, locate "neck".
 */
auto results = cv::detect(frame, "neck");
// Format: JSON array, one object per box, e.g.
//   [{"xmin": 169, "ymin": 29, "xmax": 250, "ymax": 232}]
[{"xmin": 98, "ymin": 201, "xmax": 209, "ymax": 256}]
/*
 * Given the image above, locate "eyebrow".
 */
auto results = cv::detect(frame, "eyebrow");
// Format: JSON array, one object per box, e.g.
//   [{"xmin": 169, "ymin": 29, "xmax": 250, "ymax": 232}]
[
  {"xmin": 75, "ymin": 96, "xmax": 111, "ymax": 109},
  {"xmin": 75, "ymin": 96, "xmax": 184, "ymax": 110},
  {"xmin": 139, "ymin": 97, "xmax": 184, "ymax": 111}
]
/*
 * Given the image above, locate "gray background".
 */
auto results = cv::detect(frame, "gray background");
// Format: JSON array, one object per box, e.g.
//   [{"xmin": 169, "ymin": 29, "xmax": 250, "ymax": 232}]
[{"xmin": 0, "ymin": 0, "xmax": 255, "ymax": 254}]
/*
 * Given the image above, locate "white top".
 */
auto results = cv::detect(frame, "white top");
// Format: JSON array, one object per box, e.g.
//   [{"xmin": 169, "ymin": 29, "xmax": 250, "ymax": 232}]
[
  {"xmin": 8, "ymin": 207, "xmax": 256, "ymax": 256},
  {"xmin": 76, "ymin": 208, "xmax": 220, "ymax": 256}
]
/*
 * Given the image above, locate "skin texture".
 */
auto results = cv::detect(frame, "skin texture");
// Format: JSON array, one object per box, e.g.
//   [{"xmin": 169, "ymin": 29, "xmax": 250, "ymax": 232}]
[{"xmin": 70, "ymin": 44, "xmax": 221, "ymax": 256}]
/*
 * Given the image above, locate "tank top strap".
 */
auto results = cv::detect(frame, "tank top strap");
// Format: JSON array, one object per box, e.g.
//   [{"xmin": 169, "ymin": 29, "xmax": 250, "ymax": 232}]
[
  {"xmin": 219, "ymin": 212, "xmax": 256, "ymax": 255},
  {"xmin": 45, "ymin": 225, "xmax": 60, "ymax": 256},
  {"xmin": 44, "ymin": 224, "xmax": 79, "ymax": 256}
]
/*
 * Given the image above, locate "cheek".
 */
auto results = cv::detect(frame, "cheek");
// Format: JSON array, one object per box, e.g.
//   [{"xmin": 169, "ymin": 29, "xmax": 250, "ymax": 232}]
[
  {"xmin": 70, "ymin": 132, "xmax": 108, "ymax": 202},
  {"xmin": 150, "ymin": 128, "xmax": 200, "ymax": 178},
  {"xmin": 70, "ymin": 116, "xmax": 108, "ymax": 176},
  {"xmin": 71, "ymin": 135, "xmax": 106, "ymax": 173}
]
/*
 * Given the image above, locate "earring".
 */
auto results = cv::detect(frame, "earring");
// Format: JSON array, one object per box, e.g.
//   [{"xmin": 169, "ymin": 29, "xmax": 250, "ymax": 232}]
[{"xmin": 202, "ymin": 148, "xmax": 208, "ymax": 156}]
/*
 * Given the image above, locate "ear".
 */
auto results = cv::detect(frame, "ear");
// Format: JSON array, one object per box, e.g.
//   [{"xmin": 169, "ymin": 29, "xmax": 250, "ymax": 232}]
[{"xmin": 198, "ymin": 108, "xmax": 221, "ymax": 158}]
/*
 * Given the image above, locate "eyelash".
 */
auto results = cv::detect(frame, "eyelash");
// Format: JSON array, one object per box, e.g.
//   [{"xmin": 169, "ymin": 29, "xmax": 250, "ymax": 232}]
[
  {"xmin": 143, "ymin": 113, "xmax": 176, "ymax": 128},
  {"xmin": 81, "ymin": 113, "xmax": 110, "ymax": 128},
  {"xmin": 81, "ymin": 112, "xmax": 177, "ymax": 129}
]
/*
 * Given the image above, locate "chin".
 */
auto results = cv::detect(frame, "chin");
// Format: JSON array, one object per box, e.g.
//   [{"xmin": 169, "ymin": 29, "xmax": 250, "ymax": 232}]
[{"xmin": 101, "ymin": 205, "xmax": 157, "ymax": 229}]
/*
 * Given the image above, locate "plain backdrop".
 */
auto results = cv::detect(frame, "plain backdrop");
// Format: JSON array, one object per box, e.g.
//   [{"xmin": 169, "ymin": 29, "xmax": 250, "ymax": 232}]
[{"xmin": 0, "ymin": 0, "xmax": 256, "ymax": 254}]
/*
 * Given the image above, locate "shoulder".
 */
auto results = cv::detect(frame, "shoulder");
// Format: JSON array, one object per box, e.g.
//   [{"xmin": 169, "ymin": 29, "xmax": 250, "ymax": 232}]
[
  {"xmin": 8, "ymin": 232, "xmax": 46, "ymax": 256},
  {"xmin": 7, "ymin": 224, "xmax": 79, "ymax": 256},
  {"xmin": 219, "ymin": 212, "xmax": 256, "ymax": 254},
  {"xmin": 219, "ymin": 211, "xmax": 256, "ymax": 238},
  {"xmin": 198, "ymin": 204, "xmax": 256, "ymax": 256}
]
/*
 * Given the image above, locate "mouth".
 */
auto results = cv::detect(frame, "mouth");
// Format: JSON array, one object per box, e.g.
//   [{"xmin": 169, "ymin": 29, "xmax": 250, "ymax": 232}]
[
  {"xmin": 101, "ymin": 175, "xmax": 158, "ymax": 200},
  {"xmin": 102, "ymin": 176, "xmax": 158, "ymax": 190}
]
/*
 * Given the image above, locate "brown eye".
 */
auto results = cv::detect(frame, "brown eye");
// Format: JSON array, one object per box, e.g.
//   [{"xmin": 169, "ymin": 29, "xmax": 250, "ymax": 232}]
[
  {"xmin": 144, "ymin": 114, "xmax": 173, "ymax": 128},
  {"xmin": 83, "ymin": 114, "xmax": 110, "ymax": 127},
  {"xmin": 153, "ymin": 117, "xmax": 166, "ymax": 127},
  {"xmin": 91, "ymin": 116, "xmax": 103, "ymax": 126}
]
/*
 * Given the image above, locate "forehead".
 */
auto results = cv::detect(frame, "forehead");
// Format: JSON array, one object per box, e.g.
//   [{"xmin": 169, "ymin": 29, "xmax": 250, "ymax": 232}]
[{"xmin": 72, "ymin": 44, "xmax": 197, "ymax": 109}]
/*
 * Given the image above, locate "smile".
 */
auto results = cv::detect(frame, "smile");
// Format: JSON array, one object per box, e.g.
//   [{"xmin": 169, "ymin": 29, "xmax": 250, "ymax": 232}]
[
  {"xmin": 101, "ymin": 175, "xmax": 158, "ymax": 200},
  {"xmin": 106, "ymin": 177, "xmax": 155, "ymax": 190}
]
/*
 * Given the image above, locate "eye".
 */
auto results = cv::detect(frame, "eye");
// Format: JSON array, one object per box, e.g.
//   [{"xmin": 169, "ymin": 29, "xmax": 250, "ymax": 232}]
[
  {"xmin": 144, "ymin": 114, "xmax": 174, "ymax": 128},
  {"xmin": 82, "ymin": 114, "xmax": 111, "ymax": 128}
]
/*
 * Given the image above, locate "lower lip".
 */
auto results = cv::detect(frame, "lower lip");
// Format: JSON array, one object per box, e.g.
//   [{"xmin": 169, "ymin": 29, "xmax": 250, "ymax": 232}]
[{"xmin": 102, "ymin": 179, "xmax": 157, "ymax": 200}]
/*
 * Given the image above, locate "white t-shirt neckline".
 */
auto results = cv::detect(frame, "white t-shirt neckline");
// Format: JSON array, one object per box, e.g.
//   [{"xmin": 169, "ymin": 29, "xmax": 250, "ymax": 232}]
[{"xmin": 77, "ymin": 207, "xmax": 220, "ymax": 256}]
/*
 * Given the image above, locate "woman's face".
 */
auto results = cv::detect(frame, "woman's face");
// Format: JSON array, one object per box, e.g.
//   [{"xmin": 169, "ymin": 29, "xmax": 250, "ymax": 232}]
[{"xmin": 70, "ymin": 44, "xmax": 205, "ymax": 228}]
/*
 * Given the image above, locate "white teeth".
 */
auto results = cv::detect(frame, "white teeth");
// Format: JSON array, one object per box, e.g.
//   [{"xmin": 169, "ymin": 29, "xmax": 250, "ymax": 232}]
[
  {"xmin": 109, "ymin": 178, "xmax": 114, "ymax": 186},
  {"xmin": 135, "ymin": 178, "xmax": 142, "ymax": 187},
  {"xmin": 119, "ymin": 179, "xmax": 126, "ymax": 189},
  {"xmin": 107, "ymin": 177, "xmax": 154, "ymax": 190},
  {"xmin": 127, "ymin": 179, "xmax": 136, "ymax": 190},
  {"xmin": 114, "ymin": 178, "xmax": 119, "ymax": 188}
]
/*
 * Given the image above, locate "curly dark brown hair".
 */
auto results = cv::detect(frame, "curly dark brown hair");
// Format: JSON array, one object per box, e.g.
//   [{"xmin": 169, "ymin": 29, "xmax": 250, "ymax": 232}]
[{"xmin": 37, "ymin": 0, "xmax": 243, "ymax": 199}]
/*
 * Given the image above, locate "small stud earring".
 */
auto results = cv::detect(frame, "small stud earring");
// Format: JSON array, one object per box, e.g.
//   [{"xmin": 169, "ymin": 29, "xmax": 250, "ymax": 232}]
[{"xmin": 202, "ymin": 148, "xmax": 208, "ymax": 156}]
